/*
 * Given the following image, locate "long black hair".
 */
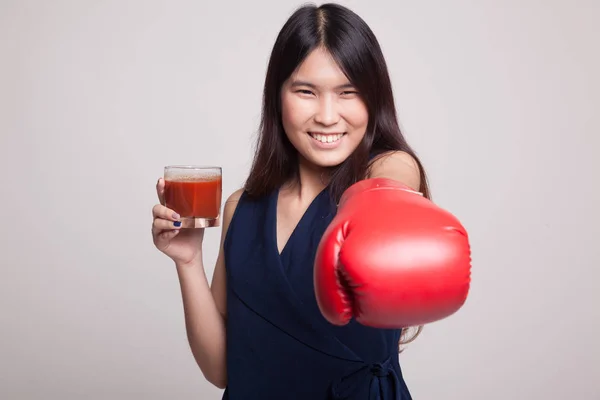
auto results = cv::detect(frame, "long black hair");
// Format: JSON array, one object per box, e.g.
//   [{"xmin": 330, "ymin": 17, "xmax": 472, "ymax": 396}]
[
  {"xmin": 244, "ymin": 3, "xmax": 430, "ymax": 203},
  {"xmin": 245, "ymin": 3, "xmax": 429, "ymax": 347}
]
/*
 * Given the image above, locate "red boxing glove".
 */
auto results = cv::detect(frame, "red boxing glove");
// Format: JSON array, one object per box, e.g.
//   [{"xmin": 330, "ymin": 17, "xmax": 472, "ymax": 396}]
[{"xmin": 314, "ymin": 178, "xmax": 471, "ymax": 328}]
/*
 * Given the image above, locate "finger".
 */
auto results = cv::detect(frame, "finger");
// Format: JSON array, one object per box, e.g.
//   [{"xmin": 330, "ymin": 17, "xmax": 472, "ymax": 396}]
[
  {"xmin": 153, "ymin": 217, "xmax": 182, "ymax": 234},
  {"xmin": 152, "ymin": 204, "xmax": 180, "ymax": 221},
  {"xmin": 156, "ymin": 177, "xmax": 165, "ymax": 205},
  {"xmin": 157, "ymin": 229, "xmax": 180, "ymax": 240}
]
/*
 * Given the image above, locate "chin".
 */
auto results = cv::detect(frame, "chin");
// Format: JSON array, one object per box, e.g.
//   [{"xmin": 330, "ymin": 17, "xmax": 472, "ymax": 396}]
[{"xmin": 304, "ymin": 151, "xmax": 351, "ymax": 168}]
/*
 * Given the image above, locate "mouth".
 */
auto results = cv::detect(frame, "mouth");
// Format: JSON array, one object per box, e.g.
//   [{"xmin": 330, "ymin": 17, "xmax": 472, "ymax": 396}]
[{"xmin": 308, "ymin": 132, "xmax": 345, "ymax": 144}]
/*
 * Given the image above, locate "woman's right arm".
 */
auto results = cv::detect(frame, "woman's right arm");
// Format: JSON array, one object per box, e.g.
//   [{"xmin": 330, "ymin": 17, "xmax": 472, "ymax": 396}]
[
  {"xmin": 152, "ymin": 180, "xmax": 243, "ymax": 389},
  {"xmin": 175, "ymin": 189, "xmax": 242, "ymax": 389}
]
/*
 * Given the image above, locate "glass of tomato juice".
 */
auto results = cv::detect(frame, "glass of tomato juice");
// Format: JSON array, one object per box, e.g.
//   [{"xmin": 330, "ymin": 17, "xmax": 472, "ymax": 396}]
[{"xmin": 163, "ymin": 165, "xmax": 222, "ymax": 228}]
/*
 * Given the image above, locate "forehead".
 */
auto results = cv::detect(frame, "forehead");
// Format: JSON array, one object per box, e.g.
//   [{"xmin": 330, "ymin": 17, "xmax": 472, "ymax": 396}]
[{"xmin": 290, "ymin": 47, "xmax": 351, "ymax": 86}]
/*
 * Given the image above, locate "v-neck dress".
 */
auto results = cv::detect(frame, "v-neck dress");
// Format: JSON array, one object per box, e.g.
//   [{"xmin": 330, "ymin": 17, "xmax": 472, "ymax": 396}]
[{"xmin": 221, "ymin": 186, "xmax": 412, "ymax": 399}]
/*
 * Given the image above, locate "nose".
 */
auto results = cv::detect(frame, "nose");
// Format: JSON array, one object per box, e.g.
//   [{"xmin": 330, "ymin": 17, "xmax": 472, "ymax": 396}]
[{"xmin": 314, "ymin": 95, "xmax": 339, "ymax": 126}]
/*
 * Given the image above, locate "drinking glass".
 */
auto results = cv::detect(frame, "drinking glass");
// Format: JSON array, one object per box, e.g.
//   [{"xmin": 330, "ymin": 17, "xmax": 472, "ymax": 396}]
[{"xmin": 163, "ymin": 166, "xmax": 222, "ymax": 228}]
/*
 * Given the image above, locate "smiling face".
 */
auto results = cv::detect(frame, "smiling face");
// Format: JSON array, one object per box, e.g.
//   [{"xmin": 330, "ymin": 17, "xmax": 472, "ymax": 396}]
[{"xmin": 280, "ymin": 47, "xmax": 369, "ymax": 168}]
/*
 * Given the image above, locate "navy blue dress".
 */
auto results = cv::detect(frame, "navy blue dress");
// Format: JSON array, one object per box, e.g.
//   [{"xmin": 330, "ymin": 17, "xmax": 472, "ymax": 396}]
[{"xmin": 222, "ymin": 185, "xmax": 412, "ymax": 399}]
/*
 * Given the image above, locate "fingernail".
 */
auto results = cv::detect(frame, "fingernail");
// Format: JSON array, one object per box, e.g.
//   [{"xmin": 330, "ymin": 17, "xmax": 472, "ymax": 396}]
[
  {"xmin": 173, "ymin": 221, "xmax": 181, "ymax": 227},
  {"xmin": 172, "ymin": 213, "xmax": 180, "ymax": 219}
]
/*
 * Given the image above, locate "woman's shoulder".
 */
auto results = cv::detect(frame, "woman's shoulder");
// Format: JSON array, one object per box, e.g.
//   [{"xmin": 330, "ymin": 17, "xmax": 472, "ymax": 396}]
[
  {"xmin": 222, "ymin": 188, "xmax": 245, "ymax": 223},
  {"xmin": 222, "ymin": 186, "xmax": 270, "ymax": 220},
  {"xmin": 225, "ymin": 188, "xmax": 246, "ymax": 204},
  {"xmin": 369, "ymin": 150, "xmax": 417, "ymax": 166},
  {"xmin": 367, "ymin": 150, "xmax": 421, "ymax": 191},
  {"xmin": 220, "ymin": 188, "xmax": 247, "ymax": 251}
]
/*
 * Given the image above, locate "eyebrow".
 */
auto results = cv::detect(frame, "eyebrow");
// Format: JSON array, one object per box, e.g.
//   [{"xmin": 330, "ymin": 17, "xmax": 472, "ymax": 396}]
[{"xmin": 290, "ymin": 80, "xmax": 356, "ymax": 90}]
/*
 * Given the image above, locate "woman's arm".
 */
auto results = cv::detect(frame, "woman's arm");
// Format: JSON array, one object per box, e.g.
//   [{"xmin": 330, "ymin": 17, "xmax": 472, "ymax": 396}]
[{"xmin": 175, "ymin": 189, "xmax": 243, "ymax": 389}]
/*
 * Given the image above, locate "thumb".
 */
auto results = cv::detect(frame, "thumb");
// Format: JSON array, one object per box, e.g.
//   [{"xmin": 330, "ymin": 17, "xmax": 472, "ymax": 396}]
[
  {"xmin": 156, "ymin": 177, "xmax": 166, "ymax": 205},
  {"xmin": 314, "ymin": 221, "xmax": 353, "ymax": 326}
]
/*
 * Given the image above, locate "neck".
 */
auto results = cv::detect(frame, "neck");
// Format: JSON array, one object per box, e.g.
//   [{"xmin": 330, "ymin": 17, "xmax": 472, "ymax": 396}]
[{"xmin": 283, "ymin": 156, "xmax": 330, "ymax": 200}]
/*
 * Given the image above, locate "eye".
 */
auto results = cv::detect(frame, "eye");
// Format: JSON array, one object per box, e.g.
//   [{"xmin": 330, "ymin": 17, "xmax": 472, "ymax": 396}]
[
  {"xmin": 340, "ymin": 90, "xmax": 359, "ymax": 97},
  {"xmin": 295, "ymin": 89, "xmax": 314, "ymax": 96}
]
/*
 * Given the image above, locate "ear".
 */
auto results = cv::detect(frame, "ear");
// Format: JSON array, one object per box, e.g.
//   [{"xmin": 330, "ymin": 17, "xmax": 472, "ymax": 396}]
[{"xmin": 368, "ymin": 151, "xmax": 421, "ymax": 192}]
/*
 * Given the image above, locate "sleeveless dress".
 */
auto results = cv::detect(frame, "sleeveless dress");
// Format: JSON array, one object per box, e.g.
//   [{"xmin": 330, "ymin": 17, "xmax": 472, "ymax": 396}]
[{"xmin": 222, "ymin": 185, "xmax": 413, "ymax": 400}]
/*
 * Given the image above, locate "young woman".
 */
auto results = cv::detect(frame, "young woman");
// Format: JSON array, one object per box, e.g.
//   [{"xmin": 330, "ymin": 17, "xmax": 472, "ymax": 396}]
[{"xmin": 151, "ymin": 4, "xmax": 467, "ymax": 399}]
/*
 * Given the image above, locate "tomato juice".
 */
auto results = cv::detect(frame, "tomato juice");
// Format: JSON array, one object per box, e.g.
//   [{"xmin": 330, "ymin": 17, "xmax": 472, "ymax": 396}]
[{"xmin": 164, "ymin": 176, "xmax": 222, "ymax": 219}]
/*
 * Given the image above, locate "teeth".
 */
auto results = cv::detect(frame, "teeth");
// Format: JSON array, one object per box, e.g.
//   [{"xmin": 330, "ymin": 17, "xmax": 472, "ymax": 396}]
[{"xmin": 311, "ymin": 133, "xmax": 343, "ymax": 143}]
